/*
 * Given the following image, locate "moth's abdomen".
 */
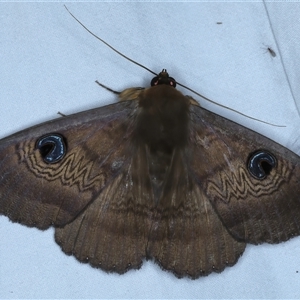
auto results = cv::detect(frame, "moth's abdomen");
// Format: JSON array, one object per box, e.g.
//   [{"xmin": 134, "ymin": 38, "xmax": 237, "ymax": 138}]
[{"xmin": 137, "ymin": 85, "xmax": 190, "ymax": 153}]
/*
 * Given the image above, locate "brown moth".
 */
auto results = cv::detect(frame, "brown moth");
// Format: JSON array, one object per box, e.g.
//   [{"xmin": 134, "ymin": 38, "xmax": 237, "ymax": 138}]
[{"xmin": 0, "ymin": 69, "xmax": 300, "ymax": 279}]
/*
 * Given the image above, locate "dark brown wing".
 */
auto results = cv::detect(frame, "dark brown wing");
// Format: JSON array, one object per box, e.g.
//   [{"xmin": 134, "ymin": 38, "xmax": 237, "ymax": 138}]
[
  {"xmin": 0, "ymin": 101, "xmax": 138, "ymax": 229},
  {"xmin": 147, "ymin": 149, "xmax": 246, "ymax": 278},
  {"xmin": 189, "ymin": 104, "xmax": 300, "ymax": 244},
  {"xmin": 55, "ymin": 142, "xmax": 154, "ymax": 273}
]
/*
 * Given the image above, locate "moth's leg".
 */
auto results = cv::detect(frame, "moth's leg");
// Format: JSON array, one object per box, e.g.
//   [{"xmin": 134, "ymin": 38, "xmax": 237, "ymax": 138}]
[
  {"xmin": 95, "ymin": 80, "xmax": 144, "ymax": 102},
  {"xmin": 57, "ymin": 112, "xmax": 67, "ymax": 117}
]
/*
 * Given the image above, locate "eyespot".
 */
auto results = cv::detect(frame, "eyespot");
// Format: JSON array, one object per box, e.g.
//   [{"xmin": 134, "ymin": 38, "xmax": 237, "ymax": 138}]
[
  {"xmin": 247, "ymin": 150, "xmax": 277, "ymax": 179},
  {"xmin": 36, "ymin": 133, "xmax": 67, "ymax": 164}
]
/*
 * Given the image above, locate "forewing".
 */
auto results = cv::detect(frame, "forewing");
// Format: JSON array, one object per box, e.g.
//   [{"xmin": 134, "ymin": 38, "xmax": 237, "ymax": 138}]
[
  {"xmin": 189, "ymin": 104, "xmax": 300, "ymax": 244},
  {"xmin": 0, "ymin": 101, "xmax": 138, "ymax": 229}
]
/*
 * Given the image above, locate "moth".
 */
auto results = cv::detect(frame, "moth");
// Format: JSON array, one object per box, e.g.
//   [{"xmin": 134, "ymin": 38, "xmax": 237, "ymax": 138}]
[{"xmin": 1, "ymin": 68, "xmax": 300, "ymax": 279}]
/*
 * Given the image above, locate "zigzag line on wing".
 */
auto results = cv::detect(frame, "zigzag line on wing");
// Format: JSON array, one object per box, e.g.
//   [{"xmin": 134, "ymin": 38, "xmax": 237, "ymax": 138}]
[
  {"xmin": 206, "ymin": 164, "xmax": 290, "ymax": 203},
  {"xmin": 19, "ymin": 143, "xmax": 106, "ymax": 191}
]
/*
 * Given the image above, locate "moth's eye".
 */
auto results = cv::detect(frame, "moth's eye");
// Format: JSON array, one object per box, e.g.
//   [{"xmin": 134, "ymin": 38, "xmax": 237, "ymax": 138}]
[
  {"xmin": 150, "ymin": 76, "xmax": 160, "ymax": 86},
  {"xmin": 168, "ymin": 77, "xmax": 177, "ymax": 87},
  {"xmin": 36, "ymin": 133, "xmax": 67, "ymax": 164},
  {"xmin": 247, "ymin": 150, "xmax": 277, "ymax": 179}
]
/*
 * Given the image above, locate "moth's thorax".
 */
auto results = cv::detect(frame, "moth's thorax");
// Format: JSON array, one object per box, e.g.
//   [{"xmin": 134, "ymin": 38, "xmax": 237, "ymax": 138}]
[{"xmin": 136, "ymin": 85, "xmax": 190, "ymax": 153}]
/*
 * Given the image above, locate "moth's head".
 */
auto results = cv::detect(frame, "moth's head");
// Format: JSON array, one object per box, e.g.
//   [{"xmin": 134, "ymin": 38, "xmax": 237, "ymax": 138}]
[{"xmin": 151, "ymin": 69, "xmax": 176, "ymax": 88}]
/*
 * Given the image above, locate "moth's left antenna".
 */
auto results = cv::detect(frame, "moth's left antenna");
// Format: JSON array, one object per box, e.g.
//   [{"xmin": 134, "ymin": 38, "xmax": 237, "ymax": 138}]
[{"xmin": 64, "ymin": 5, "xmax": 156, "ymax": 76}]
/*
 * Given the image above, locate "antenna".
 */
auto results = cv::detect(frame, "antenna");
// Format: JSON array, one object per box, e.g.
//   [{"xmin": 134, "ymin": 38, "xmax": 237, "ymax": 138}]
[{"xmin": 64, "ymin": 5, "xmax": 284, "ymax": 127}]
